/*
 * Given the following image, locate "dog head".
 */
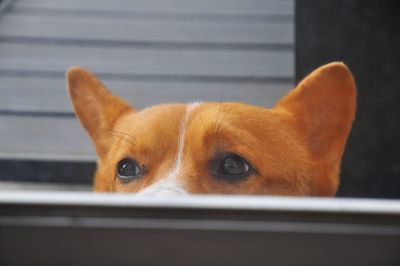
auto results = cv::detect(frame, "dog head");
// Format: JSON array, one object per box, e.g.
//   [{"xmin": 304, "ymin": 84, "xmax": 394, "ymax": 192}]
[{"xmin": 67, "ymin": 62, "xmax": 356, "ymax": 196}]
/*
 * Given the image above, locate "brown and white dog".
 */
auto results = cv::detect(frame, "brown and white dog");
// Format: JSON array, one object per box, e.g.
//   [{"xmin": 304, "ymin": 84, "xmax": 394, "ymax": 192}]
[{"xmin": 66, "ymin": 62, "xmax": 356, "ymax": 197}]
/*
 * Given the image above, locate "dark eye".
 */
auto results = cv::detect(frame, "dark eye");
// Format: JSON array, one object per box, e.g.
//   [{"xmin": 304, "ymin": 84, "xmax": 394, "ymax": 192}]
[
  {"xmin": 210, "ymin": 153, "xmax": 253, "ymax": 181},
  {"xmin": 117, "ymin": 158, "xmax": 143, "ymax": 183}
]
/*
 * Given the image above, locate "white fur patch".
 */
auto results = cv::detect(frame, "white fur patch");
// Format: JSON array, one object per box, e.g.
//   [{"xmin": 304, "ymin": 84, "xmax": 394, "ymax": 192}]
[{"xmin": 136, "ymin": 102, "xmax": 201, "ymax": 196}]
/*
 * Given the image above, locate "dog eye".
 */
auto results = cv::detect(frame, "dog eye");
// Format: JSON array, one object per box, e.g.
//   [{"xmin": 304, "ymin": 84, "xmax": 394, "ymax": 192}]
[
  {"xmin": 210, "ymin": 153, "xmax": 253, "ymax": 181},
  {"xmin": 117, "ymin": 158, "xmax": 143, "ymax": 183}
]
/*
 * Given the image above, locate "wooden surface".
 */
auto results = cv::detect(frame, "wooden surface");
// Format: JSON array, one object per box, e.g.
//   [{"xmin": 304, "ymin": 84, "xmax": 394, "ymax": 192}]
[
  {"xmin": 1, "ymin": 193, "xmax": 399, "ymax": 266},
  {"xmin": 0, "ymin": 0, "xmax": 294, "ymax": 161}
]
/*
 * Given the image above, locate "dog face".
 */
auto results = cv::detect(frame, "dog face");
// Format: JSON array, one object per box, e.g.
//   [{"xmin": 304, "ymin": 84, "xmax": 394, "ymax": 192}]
[{"xmin": 67, "ymin": 62, "xmax": 356, "ymax": 196}]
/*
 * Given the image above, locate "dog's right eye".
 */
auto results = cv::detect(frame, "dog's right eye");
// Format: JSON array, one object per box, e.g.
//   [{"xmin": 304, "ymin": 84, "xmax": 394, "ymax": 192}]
[
  {"xmin": 117, "ymin": 158, "xmax": 143, "ymax": 183},
  {"xmin": 209, "ymin": 153, "xmax": 254, "ymax": 181}
]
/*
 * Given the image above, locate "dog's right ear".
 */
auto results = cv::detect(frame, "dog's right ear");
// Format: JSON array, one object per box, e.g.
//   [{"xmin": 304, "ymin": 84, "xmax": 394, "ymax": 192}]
[
  {"xmin": 275, "ymin": 62, "xmax": 356, "ymax": 196},
  {"xmin": 66, "ymin": 67, "xmax": 133, "ymax": 158}
]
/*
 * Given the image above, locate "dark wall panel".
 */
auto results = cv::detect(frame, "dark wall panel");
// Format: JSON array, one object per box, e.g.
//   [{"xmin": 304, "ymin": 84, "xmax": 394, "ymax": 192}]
[
  {"xmin": 296, "ymin": 0, "xmax": 400, "ymax": 198},
  {"xmin": 0, "ymin": 159, "xmax": 95, "ymax": 184}
]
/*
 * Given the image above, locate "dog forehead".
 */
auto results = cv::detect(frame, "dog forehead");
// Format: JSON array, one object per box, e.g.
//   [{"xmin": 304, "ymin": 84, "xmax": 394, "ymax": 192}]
[
  {"xmin": 116, "ymin": 103, "xmax": 186, "ymax": 132},
  {"xmin": 114, "ymin": 102, "xmax": 276, "ymax": 140},
  {"xmin": 187, "ymin": 102, "xmax": 275, "ymax": 129}
]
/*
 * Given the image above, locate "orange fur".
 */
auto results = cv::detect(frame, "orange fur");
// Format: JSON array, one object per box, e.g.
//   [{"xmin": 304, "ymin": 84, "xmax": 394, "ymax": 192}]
[{"xmin": 67, "ymin": 62, "xmax": 356, "ymax": 196}]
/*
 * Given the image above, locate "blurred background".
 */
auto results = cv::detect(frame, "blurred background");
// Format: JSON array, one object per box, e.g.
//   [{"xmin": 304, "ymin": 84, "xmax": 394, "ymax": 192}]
[{"xmin": 0, "ymin": 0, "xmax": 398, "ymax": 198}]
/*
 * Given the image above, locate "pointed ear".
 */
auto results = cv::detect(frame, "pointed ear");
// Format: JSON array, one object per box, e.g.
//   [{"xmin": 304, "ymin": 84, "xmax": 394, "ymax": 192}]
[
  {"xmin": 276, "ymin": 62, "xmax": 357, "ymax": 195},
  {"xmin": 66, "ymin": 67, "xmax": 133, "ymax": 158}
]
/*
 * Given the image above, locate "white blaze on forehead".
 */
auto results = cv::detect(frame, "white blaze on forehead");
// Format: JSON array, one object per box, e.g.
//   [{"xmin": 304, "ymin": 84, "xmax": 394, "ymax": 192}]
[{"xmin": 136, "ymin": 102, "xmax": 202, "ymax": 196}]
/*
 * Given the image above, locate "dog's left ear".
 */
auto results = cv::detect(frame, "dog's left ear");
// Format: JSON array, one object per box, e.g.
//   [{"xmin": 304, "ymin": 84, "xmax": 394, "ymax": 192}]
[
  {"xmin": 276, "ymin": 62, "xmax": 357, "ymax": 196},
  {"xmin": 66, "ymin": 67, "xmax": 133, "ymax": 158}
]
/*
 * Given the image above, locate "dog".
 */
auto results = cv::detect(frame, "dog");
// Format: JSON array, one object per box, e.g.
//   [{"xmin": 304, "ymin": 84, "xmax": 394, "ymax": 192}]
[{"xmin": 66, "ymin": 62, "xmax": 356, "ymax": 196}]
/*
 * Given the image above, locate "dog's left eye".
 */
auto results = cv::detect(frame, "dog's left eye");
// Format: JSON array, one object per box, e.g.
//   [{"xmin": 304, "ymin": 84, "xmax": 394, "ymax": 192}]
[
  {"xmin": 210, "ymin": 153, "xmax": 253, "ymax": 181},
  {"xmin": 117, "ymin": 157, "xmax": 143, "ymax": 183}
]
